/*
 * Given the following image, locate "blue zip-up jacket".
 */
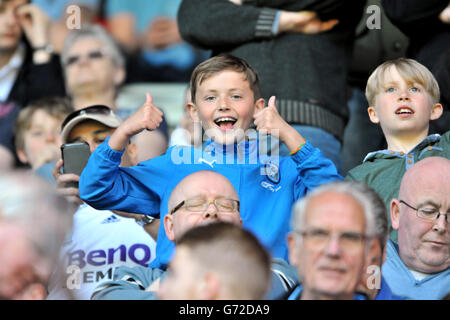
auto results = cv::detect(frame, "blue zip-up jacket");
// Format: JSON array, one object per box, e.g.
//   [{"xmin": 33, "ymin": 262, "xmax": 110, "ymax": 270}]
[{"xmin": 79, "ymin": 137, "xmax": 342, "ymax": 268}]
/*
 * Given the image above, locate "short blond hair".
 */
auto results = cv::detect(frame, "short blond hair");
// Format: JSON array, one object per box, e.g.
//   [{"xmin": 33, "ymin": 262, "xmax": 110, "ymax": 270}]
[
  {"xmin": 366, "ymin": 58, "xmax": 440, "ymax": 107},
  {"xmin": 14, "ymin": 97, "xmax": 73, "ymax": 151}
]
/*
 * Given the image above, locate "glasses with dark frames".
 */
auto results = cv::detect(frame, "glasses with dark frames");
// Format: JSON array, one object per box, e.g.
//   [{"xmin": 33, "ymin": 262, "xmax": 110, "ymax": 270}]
[{"xmin": 64, "ymin": 50, "xmax": 106, "ymax": 66}]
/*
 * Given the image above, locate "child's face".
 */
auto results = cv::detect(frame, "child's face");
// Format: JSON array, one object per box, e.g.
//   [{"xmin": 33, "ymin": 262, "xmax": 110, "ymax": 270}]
[
  {"xmin": 188, "ymin": 70, "xmax": 264, "ymax": 145},
  {"xmin": 368, "ymin": 65, "xmax": 442, "ymax": 138},
  {"xmin": 18, "ymin": 110, "xmax": 63, "ymax": 169}
]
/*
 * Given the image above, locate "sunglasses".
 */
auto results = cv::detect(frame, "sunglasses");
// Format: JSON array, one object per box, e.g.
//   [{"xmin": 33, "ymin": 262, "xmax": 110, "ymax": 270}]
[
  {"xmin": 61, "ymin": 105, "xmax": 112, "ymax": 131},
  {"xmin": 64, "ymin": 50, "xmax": 105, "ymax": 66}
]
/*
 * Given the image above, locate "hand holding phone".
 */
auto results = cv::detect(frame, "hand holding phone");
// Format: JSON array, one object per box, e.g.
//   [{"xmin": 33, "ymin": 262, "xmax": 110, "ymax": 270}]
[{"xmin": 61, "ymin": 142, "xmax": 91, "ymax": 188}]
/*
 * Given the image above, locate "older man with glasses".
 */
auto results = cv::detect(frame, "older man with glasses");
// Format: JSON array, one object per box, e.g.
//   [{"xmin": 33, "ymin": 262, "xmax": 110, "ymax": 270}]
[
  {"xmin": 286, "ymin": 181, "xmax": 377, "ymax": 300},
  {"xmin": 383, "ymin": 156, "xmax": 450, "ymax": 300}
]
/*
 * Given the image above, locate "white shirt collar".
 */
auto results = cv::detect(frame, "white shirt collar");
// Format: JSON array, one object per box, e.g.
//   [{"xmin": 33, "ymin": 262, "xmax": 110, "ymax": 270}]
[{"xmin": 0, "ymin": 44, "xmax": 25, "ymax": 76}]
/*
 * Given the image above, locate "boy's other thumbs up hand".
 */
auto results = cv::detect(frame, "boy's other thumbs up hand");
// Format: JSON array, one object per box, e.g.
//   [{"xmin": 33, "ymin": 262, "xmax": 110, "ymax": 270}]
[
  {"xmin": 253, "ymin": 96, "xmax": 287, "ymax": 138},
  {"xmin": 142, "ymin": 93, "xmax": 164, "ymax": 132},
  {"xmin": 109, "ymin": 93, "xmax": 164, "ymax": 151},
  {"xmin": 123, "ymin": 93, "xmax": 164, "ymax": 136},
  {"xmin": 267, "ymin": 95, "xmax": 277, "ymax": 110}
]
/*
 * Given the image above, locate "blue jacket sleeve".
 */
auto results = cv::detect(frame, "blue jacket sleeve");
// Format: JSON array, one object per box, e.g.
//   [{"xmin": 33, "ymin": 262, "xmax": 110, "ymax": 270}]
[
  {"xmin": 91, "ymin": 265, "xmax": 165, "ymax": 300},
  {"xmin": 291, "ymin": 141, "xmax": 343, "ymax": 199},
  {"xmin": 79, "ymin": 137, "xmax": 169, "ymax": 215}
]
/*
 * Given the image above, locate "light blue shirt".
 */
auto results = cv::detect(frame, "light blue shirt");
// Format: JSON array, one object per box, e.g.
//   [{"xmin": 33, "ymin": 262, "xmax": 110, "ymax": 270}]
[{"xmin": 382, "ymin": 240, "xmax": 450, "ymax": 300}]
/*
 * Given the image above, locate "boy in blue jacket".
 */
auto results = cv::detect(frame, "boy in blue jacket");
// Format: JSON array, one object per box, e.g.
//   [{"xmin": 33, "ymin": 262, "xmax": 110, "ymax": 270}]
[{"xmin": 79, "ymin": 53, "xmax": 341, "ymax": 269}]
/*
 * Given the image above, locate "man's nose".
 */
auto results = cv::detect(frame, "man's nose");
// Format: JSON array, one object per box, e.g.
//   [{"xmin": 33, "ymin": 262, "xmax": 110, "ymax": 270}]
[
  {"xmin": 202, "ymin": 202, "xmax": 219, "ymax": 220},
  {"xmin": 432, "ymin": 213, "xmax": 449, "ymax": 234},
  {"xmin": 324, "ymin": 235, "xmax": 343, "ymax": 258}
]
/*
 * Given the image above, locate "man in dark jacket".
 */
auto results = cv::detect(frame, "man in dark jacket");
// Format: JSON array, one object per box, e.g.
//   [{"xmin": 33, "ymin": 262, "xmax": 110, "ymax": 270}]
[{"xmin": 0, "ymin": 0, "xmax": 65, "ymax": 169}]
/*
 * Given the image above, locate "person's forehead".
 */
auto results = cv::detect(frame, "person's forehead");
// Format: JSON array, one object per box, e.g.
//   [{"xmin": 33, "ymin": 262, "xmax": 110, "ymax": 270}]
[
  {"xmin": 305, "ymin": 192, "xmax": 366, "ymax": 230},
  {"xmin": 380, "ymin": 65, "xmax": 405, "ymax": 83},
  {"xmin": 68, "ymin": 37, "xmax": 103, "ymax": 54},
  {"xmin": 198, "ymin": 70, "xmax": 250, "ymax": 91},
  {"xmin": 184, "ymin": 172, "xmax": 236, "ymax": 195},
  {"xmin": 1, "ymin": 0, "xmax": 27, "ymax": 11},
  {"xmin": 29, "ymin": 109, "xmax": 61, "ymax": 123}
]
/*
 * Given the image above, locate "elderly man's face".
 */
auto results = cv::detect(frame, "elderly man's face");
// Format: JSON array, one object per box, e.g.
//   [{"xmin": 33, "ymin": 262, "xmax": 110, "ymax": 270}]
[
  {"xmin": 0, "ymin": 222, "xmax": 50, "ymax": 300},
  {"xmin": 64, "ymin": 37, "xmax": 123, "ymax": 97},
  {"xmin": 290, "ymin": 191, "xmax": 368, "ymax": 299},
  {"xmin": 165, "ymin": 172, "xmax": 242, "ymax": 242},
  {"xmin": 392, "ymin": 169, "xmax": 450, "ymax": 273}
]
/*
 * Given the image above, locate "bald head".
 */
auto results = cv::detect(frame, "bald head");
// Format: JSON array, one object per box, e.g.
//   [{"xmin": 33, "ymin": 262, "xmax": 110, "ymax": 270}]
[{"xmin": 399, "ymin": 157, "xmax": 450, "ymax": 200}]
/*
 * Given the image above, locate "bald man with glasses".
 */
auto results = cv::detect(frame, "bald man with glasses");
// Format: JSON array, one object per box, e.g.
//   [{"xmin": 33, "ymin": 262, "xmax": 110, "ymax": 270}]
[{"xmin": 383, "ymin": 157, "xmax": 450, "ymax": 300}]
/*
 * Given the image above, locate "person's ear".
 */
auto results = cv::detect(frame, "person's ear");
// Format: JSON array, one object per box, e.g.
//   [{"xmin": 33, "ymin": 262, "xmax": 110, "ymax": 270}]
[
  {"xmin": 201, "ymin": 272, "xmax": 221, "ymax": 300},
  {"xmin": 16, "ymin": 149, "xmax": 29, "ymax": 165},
  {"xmin": 287, "ymin": 233, "xmax": 299, "ymax": 266},
  {"xmin": 367, "ymin": 106, "xmax": 380, "ymax": 124},
  {"xmin": 430, "ymin": 103, "xmax": 443, "ymax": 120},
  {"xmin": 164, "ymin": 214, "xmax": 175, "ymax": 241},
  {"xmin": 390, "ymin": 199, "xmax": 401, "ymax": 230},
  {"xmin": 187, "ymin": 102, "xmax": 200, "ymax": 122},
  {"xmin": 113, "ymin": 67, "xmax": 126, "ymax": 86},
  {"xmin": 254, "ymin": 98, "xmax": 265, "ymax": 112}
]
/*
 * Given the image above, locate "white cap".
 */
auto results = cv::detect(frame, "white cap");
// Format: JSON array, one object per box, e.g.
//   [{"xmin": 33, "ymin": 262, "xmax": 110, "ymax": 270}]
[{"xmin": 61, "ymin": 105, "xmax": 122, "ymax": 144}]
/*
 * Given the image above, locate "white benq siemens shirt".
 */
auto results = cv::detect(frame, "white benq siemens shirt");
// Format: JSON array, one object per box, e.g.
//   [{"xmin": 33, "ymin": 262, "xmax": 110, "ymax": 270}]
[{"xmin": 47, "ymin": 204, "xmax": 156, "ymax": 300}]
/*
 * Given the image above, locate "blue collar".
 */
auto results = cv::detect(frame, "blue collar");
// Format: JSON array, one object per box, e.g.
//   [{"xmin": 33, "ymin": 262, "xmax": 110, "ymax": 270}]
[
  {"xmin": 287, "ymin": 285, "xmax": 368, "ymax": 300},
  {"xmin": 363, "ymin": 133, "xmax": 441, "ymax": 163}
]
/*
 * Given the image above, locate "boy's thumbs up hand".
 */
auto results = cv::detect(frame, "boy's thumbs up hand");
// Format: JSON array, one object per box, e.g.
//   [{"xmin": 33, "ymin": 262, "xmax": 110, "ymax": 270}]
[
  {"xmin": 123, "ymin": 93, "xmax": 164, "ymax": 135},
  {"xmin": 253, "ymin": 96, "xmax": 288, "ymax": 138},
  {"xmin": 109, "ymin": 93, "xmax": 164, "ymax": 151},
  {"xmin": 141, "ymin": 93, "xmax": 164, "ymax": 131}
]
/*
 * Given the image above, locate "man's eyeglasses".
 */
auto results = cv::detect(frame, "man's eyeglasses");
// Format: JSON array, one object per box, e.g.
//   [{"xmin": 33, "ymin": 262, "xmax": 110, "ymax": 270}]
[
  {"xmin": 170, "ymin": 198, "xmax": 240, "ymax": 215},
  {"xmin": 61, "ymin": 105, "xmax": 112, "ymax": 131},
  {"xmin": 399, "ymin": 200, "xmax": 449, "ymax": 222},
  {"xmin": 295, "ymin": 228, "xmax": 367, "ymax": 253},
  {"xmin": 64, "ymin": 50, "xmax": 106, "ymax": 66}
]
